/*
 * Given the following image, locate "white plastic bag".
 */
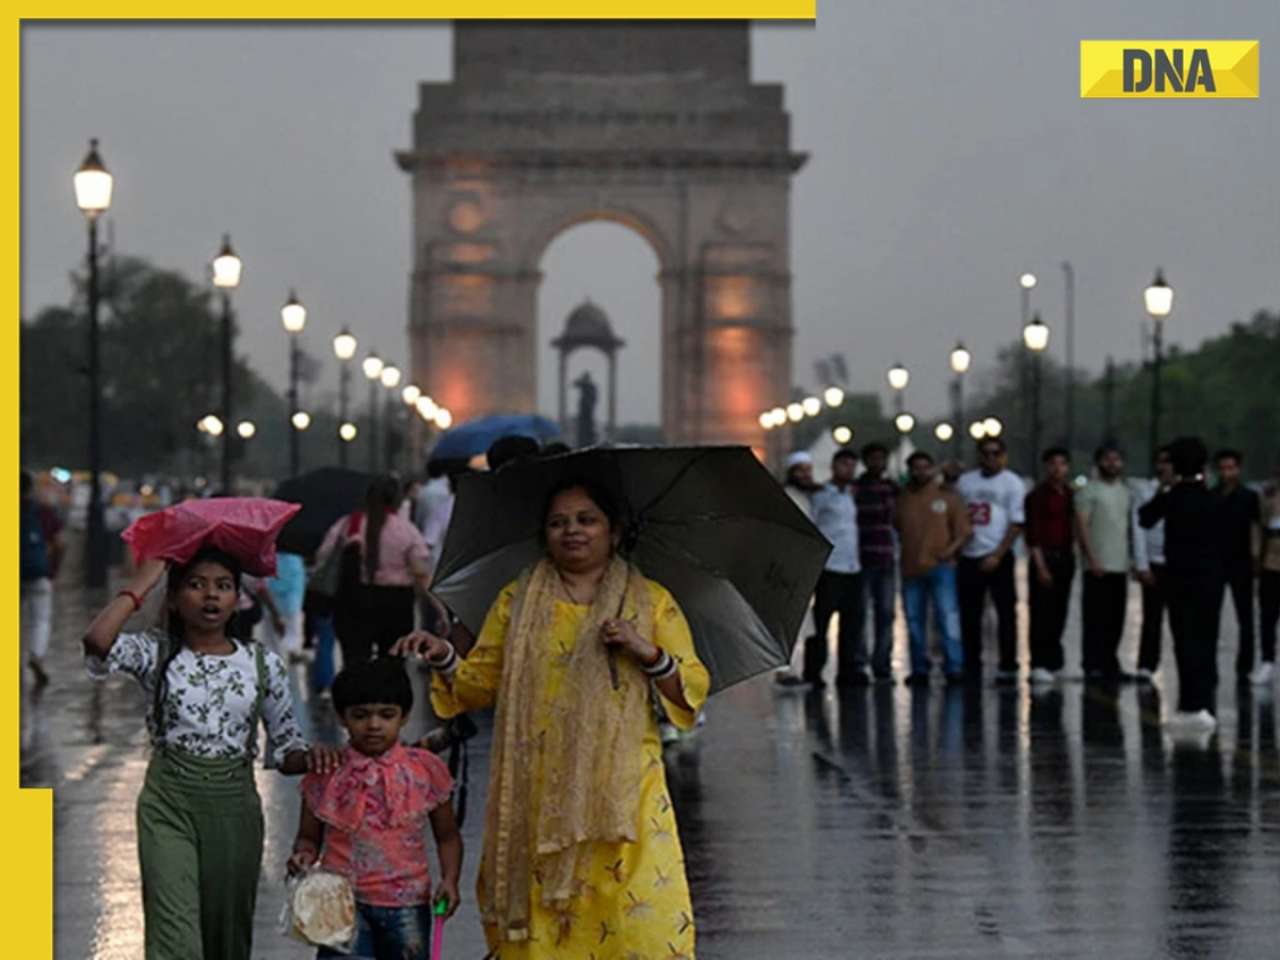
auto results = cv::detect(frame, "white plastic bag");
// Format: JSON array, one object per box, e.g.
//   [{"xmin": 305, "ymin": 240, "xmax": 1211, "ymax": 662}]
[{"xmin": 278, "ymin": 869, "xmax": 357, "ymax": 950}]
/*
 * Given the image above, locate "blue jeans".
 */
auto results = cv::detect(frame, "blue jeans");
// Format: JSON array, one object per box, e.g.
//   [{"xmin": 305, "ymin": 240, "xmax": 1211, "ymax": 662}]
[
  {"xmin": 318, "ymin": 902, "xmax": 433, "ymax": 960},
  {"xmin": 860, "ymin": 565, "xmax": 897, "ymax": 677},
  {"xmin": 312, "ymin": 614, "xmax": 337, "ymax": 694},
  {"xmin": 901, "ymin": 565, "xmax": 964, "ymax": 677}
]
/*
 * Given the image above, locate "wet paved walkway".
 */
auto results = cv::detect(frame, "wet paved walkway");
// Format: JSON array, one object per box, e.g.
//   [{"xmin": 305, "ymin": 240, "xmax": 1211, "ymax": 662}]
[{"xmin": 21, "ymin": 555, "xmax": 1280, "ymax": 959}]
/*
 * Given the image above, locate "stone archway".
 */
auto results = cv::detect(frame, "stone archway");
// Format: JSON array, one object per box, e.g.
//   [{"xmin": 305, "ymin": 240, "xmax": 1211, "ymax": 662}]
[{"xmin": 396, "ymin": 21, "xmax": 806, "ymax": 452}]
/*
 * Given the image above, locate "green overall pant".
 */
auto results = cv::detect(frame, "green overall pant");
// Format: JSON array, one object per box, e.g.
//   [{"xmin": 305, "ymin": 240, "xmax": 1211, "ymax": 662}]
[{"xmin": 135, "ymin": 642, "xmax": 269, "ymax": 960}]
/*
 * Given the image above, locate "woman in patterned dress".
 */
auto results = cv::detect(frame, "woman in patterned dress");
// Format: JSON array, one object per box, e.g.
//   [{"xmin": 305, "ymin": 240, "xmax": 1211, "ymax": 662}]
[
  {"xmin": 395, "ymin": 477, "xmax": 710, "ymax": 959},
  {"xmin": 82, "ymin": 547, "xmax": 340, "ymax": 960}
]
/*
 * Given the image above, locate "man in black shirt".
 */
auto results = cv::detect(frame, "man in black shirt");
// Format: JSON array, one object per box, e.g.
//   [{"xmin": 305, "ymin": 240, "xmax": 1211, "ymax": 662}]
[
  {"xmin": 1139, "ymin": 437, "xmax": 1224, "ymax": 731},
  {"xmin": 1213, "ymin": 450, "xmax": 1262, "ymax": 682}
]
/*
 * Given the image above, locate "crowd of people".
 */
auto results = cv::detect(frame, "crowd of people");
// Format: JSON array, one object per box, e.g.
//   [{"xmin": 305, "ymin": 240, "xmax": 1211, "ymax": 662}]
[
  {"xmin": 39, "ymin": 431, "xmax": 707, "ymax": 960},
  {"xmin": 775, "ymin": 436, "xmax": 1280, "ymax": 734},
  {"xmin": 16, "ymin": 424, "xmax": 1278, "ymax": 959}
]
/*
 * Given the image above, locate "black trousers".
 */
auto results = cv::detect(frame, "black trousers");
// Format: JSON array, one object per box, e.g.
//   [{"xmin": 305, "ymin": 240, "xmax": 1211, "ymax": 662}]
[
  {"xmin": 1028, "ymin": 550, "xmax": 1074, "ymax": 671},
  {"xmin": 1081, "ymin": 571, "xmax": 1128, "ymax": 677},
  {"xmin": 804, "ymin": 570, "xmax": 865, "ymax": 683},
  {"xmin": 1260, "ymin": 570, "xmax": 1279, "ymax": 664},
  {"xmin": 334, "ymin": 584, "xmax": 415, "ymax": 665},
  {"xmin": 1167, "ymin": 572, "xmax": 1220, "ymax": 713},
  {"xmin": 957, "ymin": 553, "xmax": 1017, "ymax": 674},
  {"xmin": 1137, "ymin": 564, "xmax": 1169, "ymax": 672},
  {"xmin": 1218, "ymin": 569, "xmax": 1257, "ymax": 677}
]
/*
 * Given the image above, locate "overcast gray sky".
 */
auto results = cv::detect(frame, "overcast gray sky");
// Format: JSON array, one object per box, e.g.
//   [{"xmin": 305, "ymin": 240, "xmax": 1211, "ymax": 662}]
[{"xmin": 21, "ymin": 4, "xmax": 1279, "ymax": 428}]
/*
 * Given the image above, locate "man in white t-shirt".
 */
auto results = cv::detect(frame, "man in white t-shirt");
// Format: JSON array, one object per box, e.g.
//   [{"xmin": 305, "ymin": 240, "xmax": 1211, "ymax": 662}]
[
  {"xmin": 803, "ymin": 448, "xmax": 867, "ymax": 687},
  {"xmin": 955, "ymin": 437, "xmax": 1026, "ymax": 682}
]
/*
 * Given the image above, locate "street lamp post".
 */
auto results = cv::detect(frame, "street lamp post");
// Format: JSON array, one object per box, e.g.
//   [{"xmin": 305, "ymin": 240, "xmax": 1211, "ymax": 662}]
[
  {"xmin": 281, "ymin": 290, "xmax": 306, "ymax": 476},
  {"xmin": 1018, "ymin": 272, "xmax": 1036, "ymax": 471},
  {"xmin": 333, "ymin": 327, "xmax": 357, "ymax": 467},
  {"xmin": 379, "ymin": 364, "xmax": 402, "ymax": 473},
  {"xmin": 362, "ymin": 353, "xmax": 384, "ymax": 473},
  {"xmin": 949, "ymin": 341, "xmax": 970, "ymax": 459},
  {"xmin": 1144, "ymin": 269, "xmax": 1173, "ymax": 466},
  {"xmin": 1062, "ymin": 261, "xmax": 1075, "ymax": 457},
  {"xmin": 1023, "ymin": 312, "xmax": 1050, "ymax": 471},
  {"xmin": 211, "ymin": 234, "xmax": 242, "ymax": 495},
  {"xmin": 887, "ymin": 362, "xmax": 909, "ymax": 414},
  {"xmin": 74, "ymin": 138, "xmax": 113, "ymax": 587}
]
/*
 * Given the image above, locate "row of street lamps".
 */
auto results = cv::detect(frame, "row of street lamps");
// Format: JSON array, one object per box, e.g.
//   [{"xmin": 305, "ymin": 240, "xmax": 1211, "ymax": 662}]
[
  {"xmin": 72, "ymin": 139, "xmax": 453, "ymax": 586},
  {"xmin": 756, "ymin": 267, "xmax": 1173, "ymax": 474}
]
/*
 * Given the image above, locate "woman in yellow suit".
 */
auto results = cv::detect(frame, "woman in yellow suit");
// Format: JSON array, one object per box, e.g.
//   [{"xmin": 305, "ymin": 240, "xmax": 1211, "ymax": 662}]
[{"xmin": 395, "ymin": 476, "xmax": 710, "ymax": 959}]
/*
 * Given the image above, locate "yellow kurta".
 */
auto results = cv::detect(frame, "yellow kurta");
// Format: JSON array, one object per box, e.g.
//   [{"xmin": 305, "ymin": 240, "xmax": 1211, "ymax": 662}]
[{"xmin": 432, "ymin": 577, "xmax": 709, "ymax": 960}]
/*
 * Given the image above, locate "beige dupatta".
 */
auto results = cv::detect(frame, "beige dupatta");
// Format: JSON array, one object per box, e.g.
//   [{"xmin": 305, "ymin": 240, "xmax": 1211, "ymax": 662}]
[{"xmin": 478, "ymin": 555, "xmax": 654, "ymax": 942}]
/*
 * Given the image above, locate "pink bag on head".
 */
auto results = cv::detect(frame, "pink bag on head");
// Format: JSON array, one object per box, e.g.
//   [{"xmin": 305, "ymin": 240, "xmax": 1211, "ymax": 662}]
[{"xmin": 121, "ymin": 497, "xmax": 302, "ymax": 577}]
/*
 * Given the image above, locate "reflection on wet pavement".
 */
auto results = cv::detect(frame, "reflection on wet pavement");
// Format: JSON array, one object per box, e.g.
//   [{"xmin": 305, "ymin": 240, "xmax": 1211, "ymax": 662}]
[{"xmin": 22, "ymin": 561, "xmax": 1280, "ymax": 958}]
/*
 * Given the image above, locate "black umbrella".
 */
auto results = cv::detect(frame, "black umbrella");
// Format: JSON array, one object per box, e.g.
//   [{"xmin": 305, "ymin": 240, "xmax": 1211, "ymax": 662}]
[
  {"xmin": 432, "ymin": 446, "xmax": 831, "ymax": 692},
  {"xmin": 273, "ymin": 467, "xmax": 372, "ymax": 556}
]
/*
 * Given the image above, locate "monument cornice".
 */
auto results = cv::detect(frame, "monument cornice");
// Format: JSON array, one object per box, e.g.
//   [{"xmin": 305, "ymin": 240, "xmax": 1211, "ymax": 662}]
[{"xmin": 395, "ymin": 149, "xmax": 808, "ymax": 174}]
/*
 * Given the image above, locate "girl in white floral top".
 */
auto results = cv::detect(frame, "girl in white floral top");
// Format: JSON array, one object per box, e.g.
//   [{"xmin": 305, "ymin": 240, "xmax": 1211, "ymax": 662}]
[{"xmin": 83, "ymin": 547, "xmax": 341, "ymax": 960}]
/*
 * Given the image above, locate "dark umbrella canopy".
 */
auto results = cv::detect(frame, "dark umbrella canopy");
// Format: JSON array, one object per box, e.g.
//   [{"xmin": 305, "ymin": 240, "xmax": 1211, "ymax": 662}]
[
  {"xmin": 432, "ymin": 446, "xmax": 831, "ymax": 692},
  {"xmin": 273, "ymin": 467, "xmax": 372, "ymax": 556}
]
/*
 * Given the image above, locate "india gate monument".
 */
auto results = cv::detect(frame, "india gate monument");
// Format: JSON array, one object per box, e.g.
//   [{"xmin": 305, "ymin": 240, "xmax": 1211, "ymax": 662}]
[{"xmin": 396, "ymin": 22, "xmax": 805, "ymax": 451}]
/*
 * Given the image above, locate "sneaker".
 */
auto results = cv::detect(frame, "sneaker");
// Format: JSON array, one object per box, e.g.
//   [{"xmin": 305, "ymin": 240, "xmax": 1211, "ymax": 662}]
[
  {"xmin": 773, "ymin": 671, "xmax": 810, "ymax": 689},
  {"xmin": 1167, "ymin": 709, "xmax": 1217, "ymax": 732},
  {"xmin": 1251, "ymin": 662, "xmax": 1275, "ymax": 686},
  {"xmin": 1134, "ymin": 668, "xmax": 1155, "ymax": 684},
  {"xmin": 1028, "ymin": 668, "xmax": 1055, "ymax": 685},
  {"xmin": 904, "ymin": 673, "xmax": 931, "ymax": 688}
]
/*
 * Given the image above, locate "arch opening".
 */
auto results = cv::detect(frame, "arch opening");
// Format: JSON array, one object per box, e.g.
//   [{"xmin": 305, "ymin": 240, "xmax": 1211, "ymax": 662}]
[{"xmin": 537, "ymin": 219, "xmax": 664, "ymax": 443}]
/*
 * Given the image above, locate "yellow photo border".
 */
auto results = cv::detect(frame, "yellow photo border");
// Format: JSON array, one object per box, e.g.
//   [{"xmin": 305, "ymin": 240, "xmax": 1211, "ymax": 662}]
[{"xmin": 5, "ymin": 4, "xmax": 815, "ymax": 954}]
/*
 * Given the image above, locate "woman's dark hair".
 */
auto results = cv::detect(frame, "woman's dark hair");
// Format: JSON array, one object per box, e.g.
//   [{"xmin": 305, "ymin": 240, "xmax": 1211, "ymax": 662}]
[
  {"xmin": 488, "ymin": 435, "xmax": 540, "ymax": 472},
  {"xmin": 332, "ymin": 657, "xmax": 414, "ymax": 715},
  {"xmin": 539, "ymin": 476, "xmax": 625, "ymax": 546},
  {"xmin": 156, "ymin": 547, "xmax": 244, "ymax": 728},
  {"xmin": 363, "ymin": 474, "xmax": 404, "ymax": 582},
  {"xmin": 1169, "ymin": 436, "xmax": 1209, "ymax": 477}
]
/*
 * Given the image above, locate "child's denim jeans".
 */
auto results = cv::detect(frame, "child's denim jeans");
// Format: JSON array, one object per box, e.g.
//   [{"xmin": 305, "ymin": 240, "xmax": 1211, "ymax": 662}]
[{"xmin": 318, "ymin": 901, "xmax": 433, "ymax": 960}]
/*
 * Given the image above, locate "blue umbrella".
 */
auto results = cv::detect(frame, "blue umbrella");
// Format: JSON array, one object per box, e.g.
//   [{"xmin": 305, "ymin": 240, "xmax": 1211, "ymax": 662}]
[{"xmin": 429, "ymin": 413, "xmax": 561, "ymax": 462}]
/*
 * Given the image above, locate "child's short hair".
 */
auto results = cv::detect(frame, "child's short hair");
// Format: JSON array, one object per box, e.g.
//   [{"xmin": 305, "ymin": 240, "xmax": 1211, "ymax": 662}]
[{"xmin": 332, "ymin": 658, "xmax": 414, "ymax": 715}]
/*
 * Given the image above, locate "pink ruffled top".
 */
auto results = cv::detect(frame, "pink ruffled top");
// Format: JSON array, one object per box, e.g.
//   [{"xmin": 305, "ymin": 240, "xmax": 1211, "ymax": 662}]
[{"xmin": 301, "ymin": 744, "xmax": 454, "ymax": 907}]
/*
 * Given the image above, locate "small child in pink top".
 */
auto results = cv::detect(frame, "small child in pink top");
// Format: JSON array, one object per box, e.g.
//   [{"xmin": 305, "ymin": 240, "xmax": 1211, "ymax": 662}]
[{"xmin": 289, "ymin": 659, "xmax": 462, "ymax": 959}]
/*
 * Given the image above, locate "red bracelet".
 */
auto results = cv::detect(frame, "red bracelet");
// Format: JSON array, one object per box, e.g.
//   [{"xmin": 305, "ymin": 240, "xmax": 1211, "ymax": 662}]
[{"xmin": 117, "ymin": 589, "xmax": 143, "ymax": 612}]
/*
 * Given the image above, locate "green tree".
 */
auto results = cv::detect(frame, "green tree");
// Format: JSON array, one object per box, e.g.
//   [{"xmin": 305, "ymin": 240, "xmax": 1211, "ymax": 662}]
[
  {"xmin": 952, "ymin": 311, "xmax": 1280, "ymax": 478},
  {"xmin": 21, "ymin": 256, "xmax": 294, "ymax": 482}
]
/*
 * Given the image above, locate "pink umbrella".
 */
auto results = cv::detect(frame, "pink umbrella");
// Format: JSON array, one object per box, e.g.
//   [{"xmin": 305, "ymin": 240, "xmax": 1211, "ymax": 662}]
[{"xmin": 121, "ymin": 497, "xmax": 301, "ymax": 577}]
